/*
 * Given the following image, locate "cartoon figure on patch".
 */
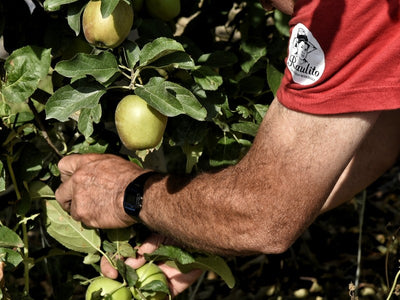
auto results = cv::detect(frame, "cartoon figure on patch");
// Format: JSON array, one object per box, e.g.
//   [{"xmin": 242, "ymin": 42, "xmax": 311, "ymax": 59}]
[
  {"xmin": 292, "ymin": 28, "xmax": 317, "ymax": 64},
  {"xmin": 287, "ymin": 24, "xmax": 325, "ymax": 85}
]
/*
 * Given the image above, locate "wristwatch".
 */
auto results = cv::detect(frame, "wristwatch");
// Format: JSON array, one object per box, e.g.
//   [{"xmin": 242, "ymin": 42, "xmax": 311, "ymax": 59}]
[{"xmin": 123, "ymin": 172, "xmax": 156, "ymax": 222}]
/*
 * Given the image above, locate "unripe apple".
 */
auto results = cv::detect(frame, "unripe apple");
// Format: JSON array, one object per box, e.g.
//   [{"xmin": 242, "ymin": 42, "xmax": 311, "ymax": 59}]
[
  {"xmin": 132, "ymin": 263, "xmax": 169, "ymax": 300},
  {"xmin": 85, "ymin": 277, "xmax": 131, "ymax": 300},
  {"xmin": 115, "ymin": 95, "xmax": 167, "ymax": 150},
  {"xmin": 82, "ymin": 0, "xmax": 134, "ymax": 48},
  {"xmin": 145, "ymin": 0, "xmax": 181, "ymax": 21}
]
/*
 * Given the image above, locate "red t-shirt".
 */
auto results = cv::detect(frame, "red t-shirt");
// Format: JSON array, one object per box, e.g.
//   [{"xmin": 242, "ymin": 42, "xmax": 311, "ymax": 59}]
[{"xmin": 277, "ymin": 0, "xmax": 400, "ymax": 114}]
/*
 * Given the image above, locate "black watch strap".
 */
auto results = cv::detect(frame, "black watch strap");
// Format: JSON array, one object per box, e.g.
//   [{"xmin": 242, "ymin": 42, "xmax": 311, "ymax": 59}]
[{"xmin": 123, "ymin": 171, "xmax": 156, "ymax": 222}]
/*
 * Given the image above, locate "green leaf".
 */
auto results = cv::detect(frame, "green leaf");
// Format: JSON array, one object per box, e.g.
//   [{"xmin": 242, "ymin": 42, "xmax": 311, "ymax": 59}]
[
  {"xmin": 55, "ymin": 52, "xmax": 120, "ymax": 83},
  {"xmin": 67, "ymin": 2, "xmax": 86, "ymax": 36},
  {"xmin": 124, "ymin": 264, "xmax": 139, "ymax": 287},
  {"xmin": 189, "ymin": 255, "xmax": 235, "ymax": 288},
  {"xmin": 139, "ymin": 37, "xmax": 185, "ymax": 66},
  {"xmin": 0, "ymin": 226, "xmax": 24, "ymax": 248},
  {"xmin": 152, "ymin": 52, "xmax": 195, "ymax": 70},
  {"xmin": 240, "ymin": 39, "xmax": 267, "ymax": 73},
  {"xmin": 2, "ymin": 46, "xmax": 51, "ymax": 103},
  {"xmin": 45, "ymin": 200, "xmax": 101, "ymax": 253},
  {"xmin": 193, "ymin": 66, "xmax": 223, "ymax": 91},
  {"xmin": 162, "ymin": 81, "xmax": 207, "ymax": 120},
  {"xmin": 78, "ymin": 104, "xmax": 102, "ymax": 139},
  {"xmin": 45, "ymin": 79, "xmax": 106, "ymax": 122},
  {"xmin": 44, "ymin": 0, "xmax": 80, "ymax": 11},
  {"xmin": 146, "ymin": 245, "xmax": 235, "ymax": 289},
  {"xmin": 144, "ymin": 245, "xmax": 196, "ymax": 265},
  {"xmin": 0, "ymin": 248, "xmax": 23, "ymax": 270},
  {"xmin": 83, "ymin": 252, "xmax": 101, "ymax": 264},
  {"xmin": 141, "ymin": 280, "xmax": 170, "ymax": 294},
  {"xmin": 267, "ymin": 62, "xmax": 283, "ymax": 96},
  {"xmin": 182, "ymin": 143, "xmax": 203, "ymax": 174},
  {"xmin": 231, "ymin": 121, "xmax": 259, "ymax": 137},
  {"xmin": 105, "ymin": 228, "xmax": 132, "ymax": 243},
  {"xmin": 274, "ymin": 10, "xmax": 290, "ymax": 37},
  {"xmin": 197, "ymin": 51, "xmax": 238, "ymax": 68},
  {"xmin": 123, "ymin": 41, "xmax": 141, "ymax": 68},
  {"xmin": 28, "ymin": 181, "xmax": 55, "ymax": 200},
  {"xmin": 100, "ymin": 0, "xmax": 120, "ymax": 18},
  {"xmin": 135, "ymin": 77, "xmax": 207, "ymax": 121}
]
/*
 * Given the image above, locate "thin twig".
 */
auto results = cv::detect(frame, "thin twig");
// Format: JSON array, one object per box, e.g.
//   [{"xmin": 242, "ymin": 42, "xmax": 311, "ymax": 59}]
[{"xmin": 27, "ymin": 98, "xmax": 63, "ymax": 157}]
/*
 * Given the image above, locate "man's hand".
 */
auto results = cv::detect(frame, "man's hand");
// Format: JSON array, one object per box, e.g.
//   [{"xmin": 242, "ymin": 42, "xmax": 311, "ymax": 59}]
[
  {"xmin": 100, "ymin": 234, "xmax": 203, "ymax": 298},
  {"xmin": 55, "ymin": 153, "xmax": 145, "ymax": 228}
]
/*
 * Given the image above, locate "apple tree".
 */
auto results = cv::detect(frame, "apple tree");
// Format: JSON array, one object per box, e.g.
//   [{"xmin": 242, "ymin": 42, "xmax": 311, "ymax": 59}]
[{"xmin": 0, "ymin": 0, "xmax": 289, "ymax": 298}]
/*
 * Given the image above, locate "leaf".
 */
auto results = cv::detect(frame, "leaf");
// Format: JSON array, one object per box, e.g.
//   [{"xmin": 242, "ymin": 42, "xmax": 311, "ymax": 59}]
[
  {"xmin": 139, "ymin": 37, "xmax": 185, "ymax": 66},
  {"xmin": 124, "ymin": 264, "xmax": 139, "ymax": 287},
  {"xmin": 123, "ymin": 41, "xmax": 141, "ymax": 68},
  {"xmin": 197, "ymin": 51, "xmax": 238, "ymax": 68},
  {"xmin": 267, "ymin": 62, "xmax": 283, "ymax": 96},
  {"xmin": 45, "ymin": 200, "xmax": 101, "ymax": 253},
  {"xmin": 135, "ymin": 77, "xmax": 207, "ymax": 121},
  {"xmin": 0, "ymin": 248, "xmax": 23, "ymax": 270},
  {"xmin": 45, "ymin": 79, "xmax": 106, "ymax": 122},
  {"xmin": 67, "ymin": 2, "xmax": 85, "ymax": 36},
  {"xmin": 0, "ymin": 226, "xmax": 24, "ymax": 248},
  {"xmin": 240, "ymin": 39, "xmax": 267, "ymax": 73},
  {"xmin": 28, "ymin": 181, "xmax": 55, "ymax": 200},
  {"xmin": 44, "ymin": 0, "xmax": 80, "ymax": 11},
  {"xmin": 55, "ymin": 52, "xmax": 120, "ymax": 83},
  {"xmin": 100, "ymin": 0, "xmax": 120, "ymax": 18},
  {"xmin": 188, "ymin": 255, "xmax": 235, "ymax": 288},
  {"xmin": 83, "ymin": 252, "xmax": 101, "ymax": 264},
  {"xmin": 2, "ymin": 46, "xmax": 51, "ymax": 103},
  {"xmin": 274, "ymin": 10, "xmax": 290, "ymax": 37},
  {"xmin": 141, "ymin": 280, "xmax": 169, "ymax": 294},
  {"xmin": 78, "ymin": 104, "xmax": 102, "ymax": 139},
  {"xmin": 105, "ymin": 228, "xmax": 132, "ymax": 243},
  {"xmin": 146, "ymin": 245, "xmax": 235, "ymax": 289},
  {"xmin": 152, "ymin": 52, "xmax": 195, "ymax": 70},
  {"xmin": 231, "ymin": 121, "xmax": 259, "ymax": 137},
  {"xmin": 182, "ymin": 143, "xmax": 203, "ymax": 174},
  {"xmin": 144, "ymin": 245, "xmax": 196, "ymax": 265},
  {"xmin": 193, "ymin": 66, "xmax": 223, "ymax": 91},
  {"xmin": 162, "ymin": 81, "xmax": 207, "ymax": 120}
]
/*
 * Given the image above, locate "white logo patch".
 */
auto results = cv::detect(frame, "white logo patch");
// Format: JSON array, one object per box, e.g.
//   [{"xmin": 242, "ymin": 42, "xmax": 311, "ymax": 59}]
[{"xmin": 287, "ymin": 23, "xmax": 325, "ymax": 85}]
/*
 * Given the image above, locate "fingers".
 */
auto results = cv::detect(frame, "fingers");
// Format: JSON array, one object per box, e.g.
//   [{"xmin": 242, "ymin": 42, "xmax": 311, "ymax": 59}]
[
  {"xmin": 158, "ymin": 264, "xmax": 203, "ymax": 297},
  {"xmin": 56, "ymin": 153, "xmax": 115, "ymax": 211},
  {"xmin": 54, "ymin": 179, "xmax": 73, "ymax": 211},
  {"xmin": 100, "ymin": 256, "xmax": 119, "ymax": 279},
  {"xmin": 58, "ymin": 153, "xmax": 110, "ymax": 182},
  {"xmin": 125, "ymin": 235, "xmax": 163, "ymax": 269}
]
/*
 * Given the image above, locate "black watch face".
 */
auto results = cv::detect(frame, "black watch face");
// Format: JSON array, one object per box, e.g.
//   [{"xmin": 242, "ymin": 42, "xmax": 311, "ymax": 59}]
[{"xmin": 123, "ymin": 181, "xmax": 143, "ymax": 218}]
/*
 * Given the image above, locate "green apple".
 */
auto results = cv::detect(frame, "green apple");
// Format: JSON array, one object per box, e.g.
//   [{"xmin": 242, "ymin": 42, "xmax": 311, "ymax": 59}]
[
  {"xmin": 115, "ymin": 95, "xmax": 167, "ymax": 150},
  {"xmin": 85, "ymin": 277, "xmax": 131, "ymax": 300},
  {"xmin": 82, "ymin": 0, "xmax": 134, "ymax": 48},
  {"xmin": 145, "ymin": 0, "xmax": 181, "ymax": 21},
  {"xmin": 132, "ymin": 263, "xmax": 169, "ymax": 300}
]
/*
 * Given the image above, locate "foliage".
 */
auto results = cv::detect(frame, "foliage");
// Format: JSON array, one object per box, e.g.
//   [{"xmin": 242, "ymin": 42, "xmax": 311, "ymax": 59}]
[{"xmin": 0, "ymin": 0, "xmax": 289, "ymax": 298}]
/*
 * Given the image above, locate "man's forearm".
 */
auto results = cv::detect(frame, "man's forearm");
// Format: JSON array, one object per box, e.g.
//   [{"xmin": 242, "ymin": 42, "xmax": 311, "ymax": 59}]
[
  {"xmin": 139, "ymin": 100, "xmax": 379, "ymax": 256},
  {"xmin": 141, "ymin": 167, "xmax": 292, "ymax": 256}
]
